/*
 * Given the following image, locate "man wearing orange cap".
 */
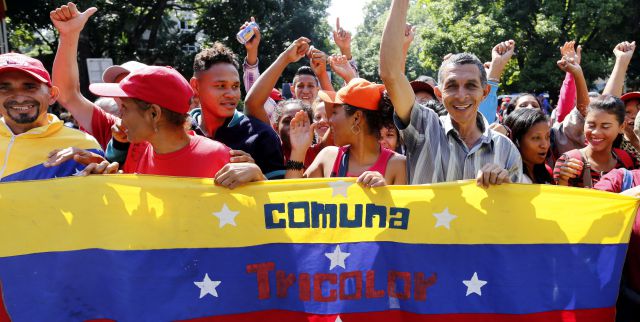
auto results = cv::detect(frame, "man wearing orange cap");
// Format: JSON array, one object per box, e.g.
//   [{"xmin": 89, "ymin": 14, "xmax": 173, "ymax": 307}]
[
  {"xmin": 0, "ymin": 53, "xmax": 103, "ymax": 182},
  {"xmin": 380, "ymin": 0, "xmax": 521, "ymax": 186},
  {"xmin": 286, "ymin": 78, "xmax": 406, "ymax": 187}
]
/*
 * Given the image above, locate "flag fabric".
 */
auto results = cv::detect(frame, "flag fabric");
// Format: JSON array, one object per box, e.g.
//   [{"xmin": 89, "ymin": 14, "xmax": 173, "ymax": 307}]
[{"xmin": 0, "ymin": 176, "xmax": 636, "ymax": 322}]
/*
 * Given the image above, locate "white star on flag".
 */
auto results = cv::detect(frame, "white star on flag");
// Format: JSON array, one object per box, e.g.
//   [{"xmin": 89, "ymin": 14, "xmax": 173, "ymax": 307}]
[
  {"xmin": 463, "ymin": 272, "xmax": 487, "ymax": 296},
  {"xmin": 194, "ymin": 273, "xmax": 222, "ymax": 299},
  {"xmin": 328, "ymin": 180, "xmax": 352, "ymax": 197},
  {"xmin": 325, "ymin": 245, "xmax": 351, "ymax": 270},
  {"xmin": 433, "ymin": 208, "xmax": 457, "ymax": 229},
  {"xmin": 213, "ymin": 204, "xmax": 239, "ymax": 228},
  {"xmin": 335, "ymin": 316, "xmax": 343, "ymax": 322}
]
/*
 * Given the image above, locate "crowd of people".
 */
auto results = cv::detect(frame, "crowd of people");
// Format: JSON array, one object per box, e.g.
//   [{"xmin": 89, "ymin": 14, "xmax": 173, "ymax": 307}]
[{"xmin": 0, "ymin": 0, "xmax": 639, "ymax": 319}]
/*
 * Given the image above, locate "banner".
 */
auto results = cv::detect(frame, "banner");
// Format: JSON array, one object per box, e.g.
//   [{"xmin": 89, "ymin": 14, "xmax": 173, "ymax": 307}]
[{"xmin": 0, "ymin": 176, "xmax": 637, "ymax": 321}]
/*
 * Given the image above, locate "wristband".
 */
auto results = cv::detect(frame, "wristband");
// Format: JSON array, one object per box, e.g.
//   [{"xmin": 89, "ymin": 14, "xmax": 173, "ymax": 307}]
[{"xmin": 285, "ymin": 160, "xmax": 305, "ymax": 171}]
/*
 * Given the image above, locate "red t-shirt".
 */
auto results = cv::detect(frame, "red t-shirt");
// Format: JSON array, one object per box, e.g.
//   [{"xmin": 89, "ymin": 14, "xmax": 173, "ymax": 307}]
[
  {"xmin": 83, "ymin": 106, "xmax": 118, "ymax": 150},
  {"xmin": 594, "ymin": 168, "xmax": 640, "ymax": 293},
  {"xmin": 133, "ymin": 134, "xmax": 230, "ymax": 178}
]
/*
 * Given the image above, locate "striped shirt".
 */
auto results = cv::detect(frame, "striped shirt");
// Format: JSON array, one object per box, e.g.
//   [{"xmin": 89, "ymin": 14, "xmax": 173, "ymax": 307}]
[{"xmin": 395, "ymin": 102, "xmax": 522, "ymax": 184}]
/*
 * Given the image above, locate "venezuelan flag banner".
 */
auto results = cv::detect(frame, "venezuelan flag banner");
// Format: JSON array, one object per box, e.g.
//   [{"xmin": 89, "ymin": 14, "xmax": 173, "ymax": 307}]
[{"xmin": 0, "ymin": 176, "xmax": 637, "ymax": 322}]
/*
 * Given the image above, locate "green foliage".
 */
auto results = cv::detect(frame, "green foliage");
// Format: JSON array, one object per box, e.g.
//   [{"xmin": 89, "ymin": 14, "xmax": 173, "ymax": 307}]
[
  {"xmin": 4, "ymin": 0, "xmax": 331, "ymax": 97},
  {"xmin": 352, "ymin": 0, "xmax": 434, "ymax": 82},
  {"xmin": 195, "ymin": 0, "xmax": 331, "ymax": 84},
  {"xmin": 354, "ymin": 0, "xmax": 640, "ymax": 96}
]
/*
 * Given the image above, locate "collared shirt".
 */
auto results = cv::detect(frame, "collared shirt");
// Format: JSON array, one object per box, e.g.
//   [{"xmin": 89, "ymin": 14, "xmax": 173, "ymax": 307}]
[{"xmin": 395, "ymin": 102, "xmax": 522, "ymax": 184}]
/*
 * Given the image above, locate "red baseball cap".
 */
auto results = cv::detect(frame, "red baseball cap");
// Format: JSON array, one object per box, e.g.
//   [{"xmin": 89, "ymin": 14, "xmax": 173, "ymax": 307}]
[
  {"xmin": 270, "ymin": 88, "xmax": 283, "ymax": 102},
  {"xmin": 621, "ymin": 92, "xmax": 640, "ymax": 103},
  {"xmin": 89, "ymin": 66, "xmax": 193, "ymax": 114},
  {"xmin": 0, "ymin": 53, "xmax": 52, "ymax": 86},
  {"xmin": 318, "ymin": 78, "xmax": 385, "ymax": 111},
  {"xmin": 410, "ymin": 80, "xmax": 435, "ymax": 98}
]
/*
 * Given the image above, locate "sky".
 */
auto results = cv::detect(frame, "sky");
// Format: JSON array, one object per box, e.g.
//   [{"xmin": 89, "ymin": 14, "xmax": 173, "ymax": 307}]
[{"xmin": 326, "ymin": 0, "xmax": 369, "ymax": 35}]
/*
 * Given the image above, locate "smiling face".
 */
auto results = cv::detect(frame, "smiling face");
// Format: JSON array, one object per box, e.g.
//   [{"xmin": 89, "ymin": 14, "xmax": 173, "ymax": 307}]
[
  {"xmin": 0, "ymin": 70, "xmax": 57, "ymax": 133},
  {"xmin": 435, "ymin": 63, "xmax": 489, "ymax": 128},
  {"xmin": 292, "ymin": 74, "xmax": 319, "ymax": 105},
  {"xmin": 584, "ymin": 109, "xmax": 624, "ymax": 153},
  {"xmin": 118, "ymin": 98, "xmax": 153, "ymax": 143},
  {"xmin": 379, "ymin": 125, "xmax": 398, "ymax": 151},
  {"xmin": 192, "ymin": 62, "xmax": 241, "ymax": 121}
]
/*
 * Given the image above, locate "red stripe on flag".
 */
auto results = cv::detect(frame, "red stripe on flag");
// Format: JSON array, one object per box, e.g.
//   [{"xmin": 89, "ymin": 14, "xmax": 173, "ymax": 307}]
[
  {"xmin": 0, "ymin": 281, "xmax": 11, "ymax": 322},
  {"xmin": 180, "ymin": 308, "xmax": 615, "ymax": 322}
]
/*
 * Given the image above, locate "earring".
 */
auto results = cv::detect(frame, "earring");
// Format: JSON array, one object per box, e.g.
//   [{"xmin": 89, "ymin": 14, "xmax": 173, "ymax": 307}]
[{"xmin": 351, "ymin": 124, "xmax": 361, "ymax": 135}]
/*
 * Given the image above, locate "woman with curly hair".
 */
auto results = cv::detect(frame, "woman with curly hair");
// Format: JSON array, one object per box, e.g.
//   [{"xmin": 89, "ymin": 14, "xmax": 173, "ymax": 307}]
[{"xmin": 285, "ymin": 78, "xmax": 406, "ymax": 187}]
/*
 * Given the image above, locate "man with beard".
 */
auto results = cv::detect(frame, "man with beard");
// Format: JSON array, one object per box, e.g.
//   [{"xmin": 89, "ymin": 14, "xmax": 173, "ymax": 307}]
[{"xmin": 0, "ymin": 53, "xmax": 103, "ymax": 182}]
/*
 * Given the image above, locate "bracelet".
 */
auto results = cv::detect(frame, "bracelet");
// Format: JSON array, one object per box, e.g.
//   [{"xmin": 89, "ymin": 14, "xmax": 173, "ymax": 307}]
[{"xmin": 285, "ymin": 160, "xmax": 305, "ymax": 171}]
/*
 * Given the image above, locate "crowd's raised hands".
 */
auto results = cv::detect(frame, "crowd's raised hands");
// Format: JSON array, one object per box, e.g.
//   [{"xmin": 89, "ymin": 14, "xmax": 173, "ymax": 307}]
[
  {"xmin": 332, "ymin": 17, "xmax": 352, "ymax": 59},
  {"xmin": 50, "ymin": 2, "xmax": 97, "ymax": 35},
  {"xmin": 329, "ymin": 54, "xmax": 356, "ymax": 83},
  {"xmin": 487, "ymin": 40, "xmax": 515, "ymax": 82},
  {"xmin": 239, "ymin": 17, "xmax": 261, "ymax": 65},
  {"xmin": 308, "ymin": 46, "xmax": 328, "ymax": 78}
]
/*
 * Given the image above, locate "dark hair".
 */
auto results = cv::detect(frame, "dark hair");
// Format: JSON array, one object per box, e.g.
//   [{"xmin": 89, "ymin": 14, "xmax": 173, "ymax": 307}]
[
  {"xmin": 193, "ymin": 42, "xmax": 239, "ymax": 74},
  {"xmin": 589, "ymin": 94, "xmax": 626, "ymax": 148},
  {"xmin": 342, "ymin": 91, "xmax": 394, "ymax": 138},
  {"xmin": 422, "ymin": 99, "xmax": 447, "ymax": 117},
  {"xmin": 588, "ymin": 94, "xmax": 625, "ymax": 125},
  {"xmin": 132, "ymin": 98, "xmax": 187, "ymax": 128},
  {"xmin": 293, "ymin": 66, "xmax": 319, "ymax": 85},
  {"xmin": 272, "ymin": 99, "xmax": 312, "ymax": 125},
  {"xmin": 505, "ymin": 93, "xmax": 539, "ymax": 116},
  {"xmin": 504, "ymin": 108, "xmax": 552, "ymax": 184},
  {"xmin": 438, "ymin": 53, "xmax": 487, "ymax": 88}
]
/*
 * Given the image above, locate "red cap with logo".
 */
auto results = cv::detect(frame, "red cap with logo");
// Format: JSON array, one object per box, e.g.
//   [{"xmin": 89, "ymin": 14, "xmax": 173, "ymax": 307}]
[
  {"xmin": 0, "ymin": 53, "xmax": 52, "ymax": 86},
  {"xmin": 89, "ymin": 66, "xmax": 193, "ymax": 114},
  {"xmin": 318, "ymin": 78, "xmax": 385, "ymax": 111}
]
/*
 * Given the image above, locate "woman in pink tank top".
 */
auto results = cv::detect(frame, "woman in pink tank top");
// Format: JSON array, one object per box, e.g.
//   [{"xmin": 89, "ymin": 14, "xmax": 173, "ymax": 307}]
[{"xmin": 285, "ymin": 78, "xmax": 406, "ymax": 187}]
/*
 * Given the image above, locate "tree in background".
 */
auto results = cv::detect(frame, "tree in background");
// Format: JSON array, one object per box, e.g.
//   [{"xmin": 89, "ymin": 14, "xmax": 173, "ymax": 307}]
[
  {"xmin": 196, "ymin": 0, "xmax": 332, "ymax": 85},
  {"xmin": 352, "ymin": 0, "xmax": 433, "ymax": 83},
  {"xmin": 4, "ymin": 0, "xmax": 332, "ymax": 99},
  {"xmin": 353, "ymin": 0, "xmax": 640, "ymax": 98}
]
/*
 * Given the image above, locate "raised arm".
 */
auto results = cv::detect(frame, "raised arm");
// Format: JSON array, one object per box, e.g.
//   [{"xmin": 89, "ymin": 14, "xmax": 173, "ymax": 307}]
[
  {"xmin": 333, "ymin": 17, "xmax": 352, "ymax": 60},
  {"xmin": 308, "ymin": 46, "xmax": 334, "ymax": 91},
  {"xmin": 556, "ymin": 41, "xmax": 580, "ymax": 122},
  {"xmin": 240, "ymin": 17, "xmax": 261, "ymax": 93},
  {"xmin": 479, "ymin": 40, "xmax": 515, "ymax": 122},
  {"xmin": 379, "ymin": 0, "xmax": 414, "ymax": 125},
  {"xmin": 329, "ymin": 54, "xmax": 356, "ymax": 84},
  {"xmin": 557, "ymin": 52, "xmax": 589, "ymax": 117},
  {"xmin": 603, "ymin": 41, "xmax": 636, "ymax": 97},
  {"xmin": 401, "ymin": 23, "xmax": 417, "ymax": 74},
  {"xmin": 50, "ymin": 2, "xmax": 98, "ymax": 132},
  {"xmin": 244, "ymin": 37, "xmax": 310, "ymax": 125}
]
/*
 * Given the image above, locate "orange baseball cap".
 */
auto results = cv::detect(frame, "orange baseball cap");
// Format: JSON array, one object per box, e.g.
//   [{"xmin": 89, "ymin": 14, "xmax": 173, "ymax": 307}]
[{"xmin": 318, "ymin": 78, "xmax": 385, "ymax": 111}]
